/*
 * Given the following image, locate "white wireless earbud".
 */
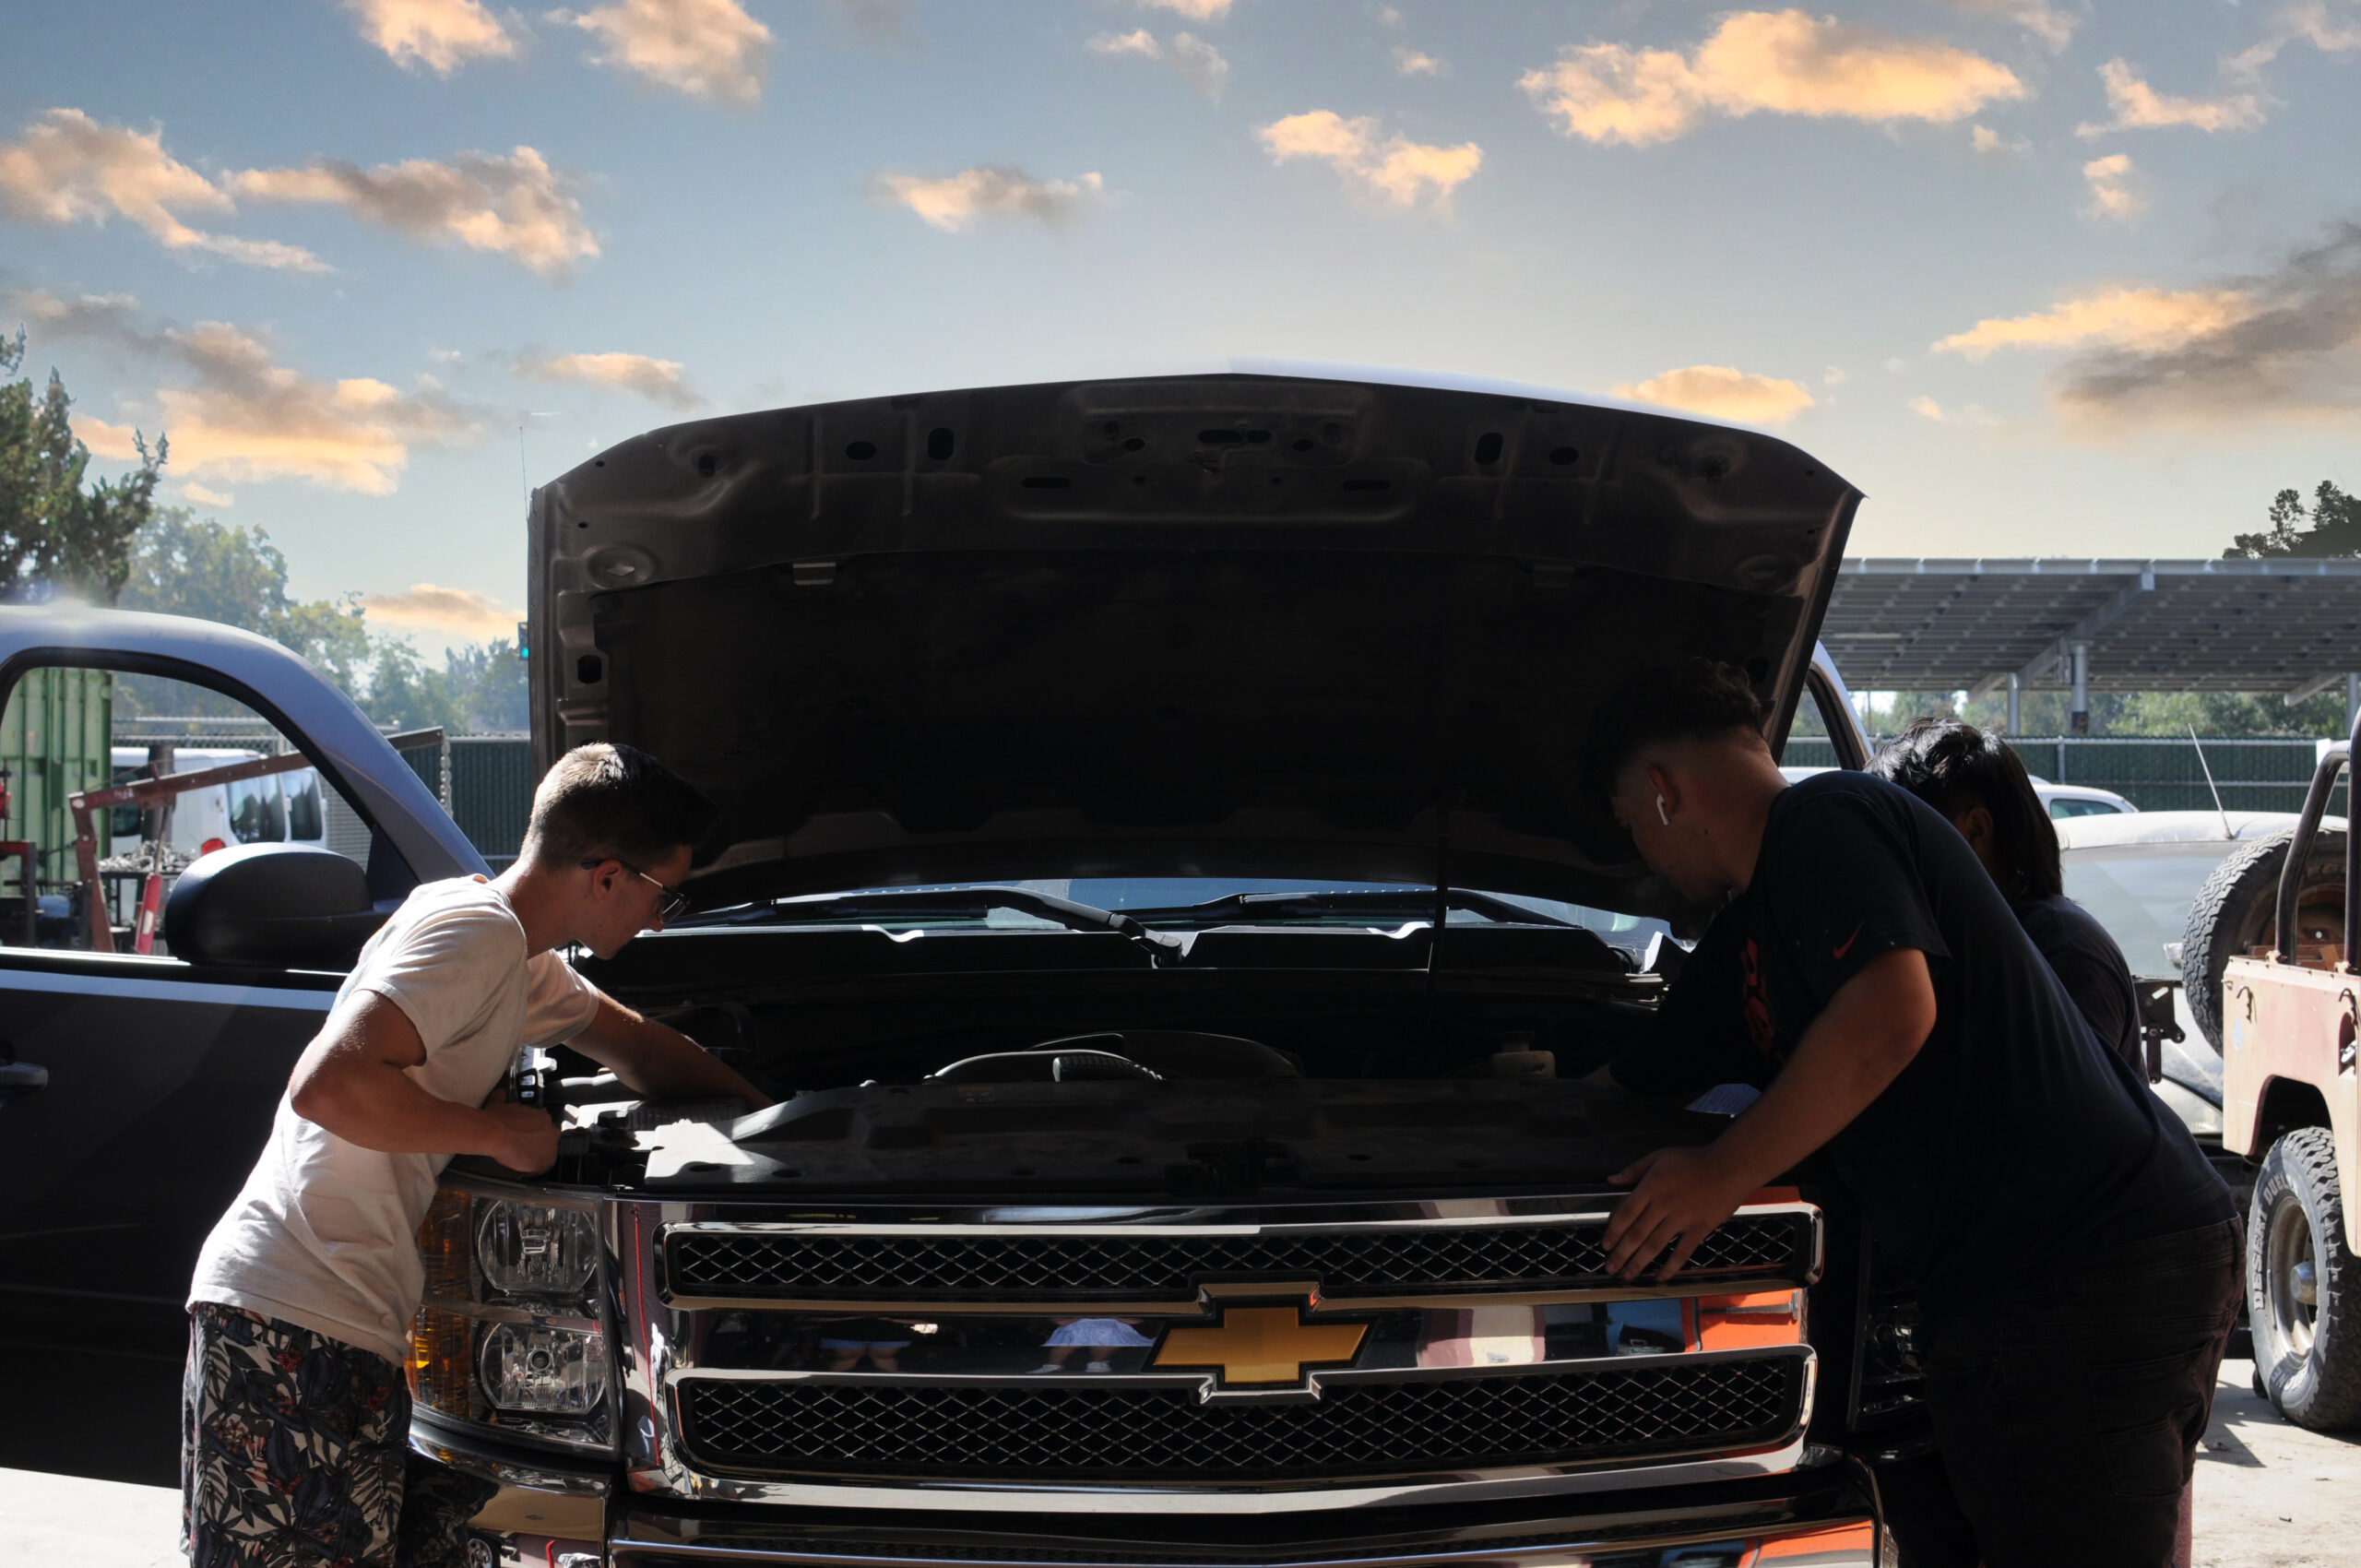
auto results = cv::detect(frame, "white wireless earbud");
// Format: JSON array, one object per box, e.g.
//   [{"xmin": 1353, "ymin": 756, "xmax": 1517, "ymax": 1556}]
[{"xmin": 1655, "ymin": 795, "xmax": 1670, "ymax": 826}]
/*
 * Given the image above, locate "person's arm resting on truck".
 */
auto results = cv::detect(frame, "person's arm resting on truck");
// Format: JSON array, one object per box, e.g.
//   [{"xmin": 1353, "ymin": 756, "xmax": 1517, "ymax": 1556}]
[
  {"xmin": 567, "ymin": 992, "xmax": 774, "ymax": 1109},
  {"xmin": 1599, "ymin": 945, "xmax": 1937, "ymax": 1280},
  {"xmin": 289, "ymin": 994, "xmax": 564, "ymax": 1174}
]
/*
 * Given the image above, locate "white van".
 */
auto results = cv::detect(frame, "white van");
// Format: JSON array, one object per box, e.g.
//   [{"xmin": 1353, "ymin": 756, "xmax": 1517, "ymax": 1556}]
[{"xmin": 106, "ymin": 746, "xmax": 334, "ymax": 858}]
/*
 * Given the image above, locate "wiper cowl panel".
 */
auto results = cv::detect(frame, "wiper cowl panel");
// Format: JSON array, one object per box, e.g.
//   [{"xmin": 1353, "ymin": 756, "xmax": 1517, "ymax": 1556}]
[{"xmin": 688, "ymin": 887, "xmax": 1185, "ymax": 966}]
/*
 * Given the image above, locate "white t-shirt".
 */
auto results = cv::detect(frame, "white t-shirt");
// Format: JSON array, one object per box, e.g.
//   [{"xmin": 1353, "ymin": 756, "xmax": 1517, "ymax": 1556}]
[{"xmin": 189, "ymin": 875, "xmax": 603, "ymax": 1365}]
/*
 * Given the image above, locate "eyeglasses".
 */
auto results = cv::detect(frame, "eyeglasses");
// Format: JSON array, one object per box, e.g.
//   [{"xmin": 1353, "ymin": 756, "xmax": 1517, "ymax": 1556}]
[{"xmin": 580, "ymin": 858, "xmax": 692, "ymax": 923}]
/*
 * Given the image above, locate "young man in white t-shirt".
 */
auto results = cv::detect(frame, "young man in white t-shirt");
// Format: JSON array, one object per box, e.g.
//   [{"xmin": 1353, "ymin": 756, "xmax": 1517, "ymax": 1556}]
[{"xmin": 182, "ymin": 742, "xmax": 768, "ymax": 1568}]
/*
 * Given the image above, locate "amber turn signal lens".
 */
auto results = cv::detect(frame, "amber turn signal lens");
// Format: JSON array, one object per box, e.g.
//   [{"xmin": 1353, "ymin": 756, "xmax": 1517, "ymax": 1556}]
[
  {"xmin": 409, "ymin": 1306, "xmax": 476, "ymax": 1418},
  {"xmin": 410, "ymin": 1188, "xmax": 474, "ymax": 1417}
]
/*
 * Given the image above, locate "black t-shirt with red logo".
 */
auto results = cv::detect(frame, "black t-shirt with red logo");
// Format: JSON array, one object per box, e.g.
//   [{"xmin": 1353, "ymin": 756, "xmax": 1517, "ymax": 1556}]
[{"xmin": 1613, "ymin": 770, "xmax": 2229, "ymax": 1304}]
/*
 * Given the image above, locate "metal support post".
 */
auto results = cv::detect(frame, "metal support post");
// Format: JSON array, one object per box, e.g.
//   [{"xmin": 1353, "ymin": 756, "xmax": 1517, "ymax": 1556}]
[
  {"xmin": 2347, "ymin": 672, "xmax": 2358, "ymax": 741},
  {"xmin": 2069, "ymin": 642, "xmax": 2091, "ymax": 736},
  {"xmin": 2006, "ymin": 672, "xmax": 2021, "ymax": 735}
]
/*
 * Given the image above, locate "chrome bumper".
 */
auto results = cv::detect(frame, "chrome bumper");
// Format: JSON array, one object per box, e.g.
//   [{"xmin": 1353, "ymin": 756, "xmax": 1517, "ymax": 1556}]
[
  {"xmin": 603, "ymin": 1508, "xmax": 1890, "ymax": 1567},
  {"xmin": 414, "ymin": 1426, "xmax": 1887, "ymax": 1568}
]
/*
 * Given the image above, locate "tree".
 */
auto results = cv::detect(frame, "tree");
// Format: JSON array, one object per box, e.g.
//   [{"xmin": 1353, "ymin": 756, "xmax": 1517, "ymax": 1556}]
[
  {"xmin": 442, "ymin": 640, "xmax": 529, "ymax": 732},
  {"xmin": 362, "ymin": 636, "xmax": 529, "ymax": 735},
  {"xmin": 118, "ymin": 507, "xmax": 528, "ymax": 731},
  {"xmin": 120, "ymin": 509, "xmax": 374, "ymax": 694},
  {"xmin": 2225, "ymin": 481, "xmax": 2361, "ymax": 558},
  {"xmin": 1, "ymin": 329, "xmax": 167, "ymax": 602}
]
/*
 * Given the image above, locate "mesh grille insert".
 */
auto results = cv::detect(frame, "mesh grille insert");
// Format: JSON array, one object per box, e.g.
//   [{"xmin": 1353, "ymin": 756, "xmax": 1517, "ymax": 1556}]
[
  {"xmin": 674, "ymin": 1355, "xmax": 1803, "ymax": 1482},
  {"xmin": 667, "ymin": 1215, "xmax": 1809, "ymax": 1301}
]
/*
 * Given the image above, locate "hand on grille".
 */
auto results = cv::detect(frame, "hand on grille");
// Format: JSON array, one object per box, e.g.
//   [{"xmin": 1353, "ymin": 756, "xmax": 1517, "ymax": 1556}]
[{"xmin": 1601, "ymin": 1145, "xmax": 1753, "ymax": 1281}]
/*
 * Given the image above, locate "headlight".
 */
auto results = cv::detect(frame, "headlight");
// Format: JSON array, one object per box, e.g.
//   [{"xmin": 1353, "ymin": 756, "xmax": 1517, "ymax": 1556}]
[
  {"xmin": 409, "ymin": 1187, "xmax": 614, "ymax": 1452},
  {"xmin": 480, "ymin": 1322, "xmax": 610, "ymax": 1414},
  {"xmin": 476, "ymin": 1203, "xmax": 599, "ymax": 1298}
]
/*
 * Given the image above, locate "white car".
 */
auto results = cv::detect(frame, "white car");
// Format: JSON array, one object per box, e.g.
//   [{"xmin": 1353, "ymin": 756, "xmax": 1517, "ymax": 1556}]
[
  {"xmin": 2025, "ymin": 776, "xmax": 2137, "ymax": 819},
  {"xmin": 1797, "ymin": 765, "xmax": 2136, "ymax": 820},
  {"xmin": 2054, "ymin": 810, "xmax": 2331, "ymax": 1146}
]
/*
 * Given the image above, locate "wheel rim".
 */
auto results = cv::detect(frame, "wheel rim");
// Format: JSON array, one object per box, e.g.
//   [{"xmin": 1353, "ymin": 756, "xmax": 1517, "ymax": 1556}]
[{"xmin": 2267, "ymin": 1192, "xmax": 2320, "ymax": 1362}]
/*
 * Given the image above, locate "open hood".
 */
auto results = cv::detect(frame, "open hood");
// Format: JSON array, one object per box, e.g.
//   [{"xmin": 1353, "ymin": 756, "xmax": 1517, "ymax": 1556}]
[{"xmin": 529, "ymin": 371, "xmax": 1859, "ymax": 915}]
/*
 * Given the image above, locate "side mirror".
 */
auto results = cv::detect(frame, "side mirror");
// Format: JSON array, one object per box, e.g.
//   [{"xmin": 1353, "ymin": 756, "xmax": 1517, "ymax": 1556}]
[{"xmin": 163, "ymin": 844, "xmax": 387, "ymax": 968}]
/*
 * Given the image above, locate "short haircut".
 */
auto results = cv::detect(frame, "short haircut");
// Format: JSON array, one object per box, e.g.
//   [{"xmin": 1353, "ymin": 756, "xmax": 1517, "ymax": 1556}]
[
  {"xmin": 1867, "ymin": 718, "xmax": 2061, "ymax": 902},
  {"xmin": 525, "ymin": 742, "xmax": 717, "ymax": 868},
  {"xmin": 1583, "ymin": 659, "xmax": 1769, "ymax": 807}
]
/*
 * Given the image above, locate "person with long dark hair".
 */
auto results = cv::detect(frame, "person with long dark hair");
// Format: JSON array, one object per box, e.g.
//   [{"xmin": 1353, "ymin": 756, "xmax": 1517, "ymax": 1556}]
[{"xmin": 1867, "ymin": 718, "xmax": 2142, "ymax": 1072}]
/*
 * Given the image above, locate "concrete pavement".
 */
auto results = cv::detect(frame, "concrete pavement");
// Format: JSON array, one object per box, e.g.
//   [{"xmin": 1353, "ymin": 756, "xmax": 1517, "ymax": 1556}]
[
  {"xmin": 2193, "ymin": 1359, "xmax": 2361, "ymax": 1566},
  {"xmin": 0, "ymin": 1463, "xmax": 181, "ymax": 1568}
]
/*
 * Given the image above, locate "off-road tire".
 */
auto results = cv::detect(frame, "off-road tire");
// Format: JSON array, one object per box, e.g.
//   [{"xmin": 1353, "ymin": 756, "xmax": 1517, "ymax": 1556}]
[
  {"xmin": 2248, "ymin": 1127, "xmax": 2361, "ymax": 1431},
  {"xmin": 2182, "ymin": 827, "xmax": 2345, "ymax": 1050}
]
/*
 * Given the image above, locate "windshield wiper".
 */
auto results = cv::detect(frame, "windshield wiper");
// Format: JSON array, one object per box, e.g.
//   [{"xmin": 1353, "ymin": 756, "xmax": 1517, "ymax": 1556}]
[
  {"xmin": 1128, "ymin": 888, "xmax": 1581, "ymax": 929},
  {"xmin": 680, "ymin": 887, "xmax": 1185, "ymax": 966}
]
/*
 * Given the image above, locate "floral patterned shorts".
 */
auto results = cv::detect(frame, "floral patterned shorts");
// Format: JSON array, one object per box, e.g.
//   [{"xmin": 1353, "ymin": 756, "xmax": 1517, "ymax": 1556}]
[{"xmin": 181, "ymin": 1302, "xmax": 494, "ymax": 1568}]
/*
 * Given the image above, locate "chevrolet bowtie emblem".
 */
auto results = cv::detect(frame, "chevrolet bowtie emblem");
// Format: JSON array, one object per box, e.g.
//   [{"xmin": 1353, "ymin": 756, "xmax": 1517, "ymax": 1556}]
[{"xmin": 1153, "ymin": 1305, "xmax": 1368, "ymax": 1386}]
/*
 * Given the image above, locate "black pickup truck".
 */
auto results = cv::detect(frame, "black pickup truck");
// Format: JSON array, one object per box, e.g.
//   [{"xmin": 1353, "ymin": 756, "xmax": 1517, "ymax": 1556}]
[{"xmin": 1, "ymin": 369, "xmax": 1910, "ymax": 1567}]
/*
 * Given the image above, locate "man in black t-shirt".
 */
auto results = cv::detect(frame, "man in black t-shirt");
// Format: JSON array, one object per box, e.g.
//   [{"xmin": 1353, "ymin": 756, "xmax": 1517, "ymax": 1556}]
[{"xmin": 1584, "ymin": 661, "xmax": 2235, "ymax": 1568}]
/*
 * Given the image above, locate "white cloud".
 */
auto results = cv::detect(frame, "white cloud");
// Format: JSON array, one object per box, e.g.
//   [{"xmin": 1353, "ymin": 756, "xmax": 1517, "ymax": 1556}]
[
  {"xmin": 516, "ymin": 349, "xmax": 702, "ymax": 408},
  {"xmin": 427, "ymin": 346, "xmax": 466, "ymax": 365},
  {"xmin": 0, "ymin": 110, "xmax": 597, "ymax": 280},
  {"xmin": 1613, "ymin": 365, "xmax": 1817, "ymax": 424},
  {"xmin": 1906, "ymin": 395, "xmax": 1996, "ymax": 425},
  {"xmin": 876, "ymin": 166, "xmax": 1106, "ymax": 232},
  {"xmin": 1945, "ymin": 1, "xmax": 2076, "ymax": 52},
  {"xmin": 1821, "ymin": 365, "xmax": 1847, "ymax": 386},
  {"xmin": 22, "ymin": 290, "xmax": 479, "ymax": 493},
  {"xmin": 1942, "ymin": 225, "xmax": 2361, "ymax": 427},
  {"xmin": 1934, "ymin": 286, "xmax": 2256, "ymax": 359},
  {"xmin": 359, "ymin": 583, "xmax": 521, "ymax": 639},
  {"xmin": 2081, "ymin": 153, "xmax": 2142, "ymax": 220},
  {"xmin": 1256, "ymin": 110, "xmax": 1480, "ymax": 210},
  {"xmin": 180, "ymin": 481, "xmax": 236, "ymax": 508},
  {"xmin": 13, "ymin": 287, "xmax": 143, "ymax": 338},
  {"xmin": 1519, "ymin": 10, "xmax": 2024, "ymax": 148},
  {"xmin": 2227, "ymin": 1, "xmax": 2361, "ymax": 80},
  {"xmin": 1393, "ymin": 48, "xmax": 1445, "ymax": 77},
  {"xmin": 231, "ymin": 146, "xmax": 597, "ymax": 280},
  {"xmin": 0, "ymin": 109, "xmax": 326, "ymax": 272},
  {"xmin": 549, "ymin": 0, "xmax": 771, "ymax": 103},
  {"xmin": 2077, "ymin": 59, "xmax": 2262, "ymax": 137},
  {"xmin": 1092, "ymin": 29, "xmax": 1158, "ymax": 58},
  {"xmin": 345, "ymin": 0, "xmax": 518, "ymax": 74},
  {"xmin": 1375, "ymin": 5, "xmax": 1405, "ymax": 27},
  {"xmin": 820, "ymin": 0, "xmax": 915, "ymax": 44},
  {"xmin": 1087, "ymin": 29, "xmax": 1230, "ymax": 99},
  {"xmin": 1137, "ymin": 0, "xmax": 1233, "ymax": 19}
]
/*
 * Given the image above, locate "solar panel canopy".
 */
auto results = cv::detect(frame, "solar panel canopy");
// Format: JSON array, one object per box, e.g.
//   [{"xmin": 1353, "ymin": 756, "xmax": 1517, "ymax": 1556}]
[{"xmin": 1822, "ymin": 559, "xmax": 2361, "ymax": 695}]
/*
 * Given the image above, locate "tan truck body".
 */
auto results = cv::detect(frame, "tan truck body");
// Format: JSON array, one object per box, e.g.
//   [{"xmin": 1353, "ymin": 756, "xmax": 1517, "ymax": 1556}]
[{"xmin": 2223, "ymin": 952, "xmax": 2361, "ymax": 1241}]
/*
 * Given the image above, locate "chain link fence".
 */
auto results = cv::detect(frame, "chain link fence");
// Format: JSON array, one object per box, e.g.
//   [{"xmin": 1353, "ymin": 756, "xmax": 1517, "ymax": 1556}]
[{"xmin": 1783, "ymin": 733, "xmax": 2348, "ymax": 815}]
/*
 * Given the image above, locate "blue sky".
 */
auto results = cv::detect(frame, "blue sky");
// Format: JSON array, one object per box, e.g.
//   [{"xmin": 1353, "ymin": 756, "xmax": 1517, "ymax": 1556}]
[{"xmin": 4, "ymin": 1, "xmax": 2356, "ymax": 656}]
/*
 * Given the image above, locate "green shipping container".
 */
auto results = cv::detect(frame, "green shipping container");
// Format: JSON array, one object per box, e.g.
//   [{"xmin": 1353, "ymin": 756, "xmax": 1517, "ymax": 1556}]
[{"xmin": 0, "ymin": 666, "xmax": 114, "ymax": 897}]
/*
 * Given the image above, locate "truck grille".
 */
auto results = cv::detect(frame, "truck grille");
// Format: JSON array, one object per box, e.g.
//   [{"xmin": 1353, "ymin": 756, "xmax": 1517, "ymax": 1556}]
[
  {"xmin": 674, "ymin": 1354, "xmax": 1805, "ymax": 1481},
  {"xmin": 666, "ymin": 1214, "xmax": 1810, "ymax": 1301}
]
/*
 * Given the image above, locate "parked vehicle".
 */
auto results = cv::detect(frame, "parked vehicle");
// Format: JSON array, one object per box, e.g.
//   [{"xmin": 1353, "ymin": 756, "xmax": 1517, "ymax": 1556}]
[
  {"xmin": 2027, "ymin": 777, "xmax": 2138, "ymax": 819},
  {"xmin": 2206, "ymin": 733, "xmax": 2361, "ymax": 1430},
  {"xmin": 2056, "ymin": 809, "xmax": 2333, "ymax": 1247},
  {"xmin": 105, "ymin": 745, "xmax": 334, "ymax": 859},
  {"xmin": 5, "ymin": 371, "xmax": 1907, "ymax": 1563}
]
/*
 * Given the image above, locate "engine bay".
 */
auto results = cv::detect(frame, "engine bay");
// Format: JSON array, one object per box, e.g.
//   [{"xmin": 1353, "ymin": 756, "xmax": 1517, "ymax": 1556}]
[{"xmin": 517, "ymin": 944, "xmax": 1723, "ymax": 1196}]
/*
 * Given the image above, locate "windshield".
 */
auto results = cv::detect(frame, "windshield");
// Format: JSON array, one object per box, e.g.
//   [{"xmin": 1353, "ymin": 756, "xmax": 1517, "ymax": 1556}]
[
  {"xmin": 689, "ymin": 876, "xmax": 1672, "ymax": 948},
  {"xmin": 2060, "ymin": 844, "xmax": 2239, "ymax": 978}
]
